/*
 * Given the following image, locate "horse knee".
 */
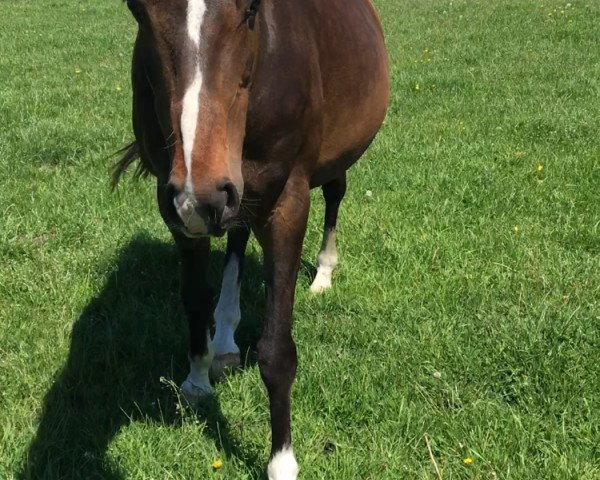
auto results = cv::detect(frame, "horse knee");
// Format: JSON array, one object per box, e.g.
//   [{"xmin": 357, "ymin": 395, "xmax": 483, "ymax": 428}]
[
  {"xmin": 181, "ymin": 285, "xmax": 213, "ymax": 315},
  {"xmin": 258, "ymin": 335, "xmax": 297, "ymax": 390}
]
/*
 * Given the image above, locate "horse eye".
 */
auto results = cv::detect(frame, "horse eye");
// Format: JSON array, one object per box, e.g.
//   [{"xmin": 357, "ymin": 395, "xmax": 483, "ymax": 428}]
[
  {"xmin": 244, "ymin": 0, "xmax": 260, "ymax": 28},
  {"xmin": 245, "ymin": 0, "xmax": 260, "ymax": 18}
]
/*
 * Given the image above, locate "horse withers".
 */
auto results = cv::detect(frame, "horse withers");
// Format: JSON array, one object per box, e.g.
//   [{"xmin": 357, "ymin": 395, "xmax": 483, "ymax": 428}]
[{"xmin": 114, "ymin": 0, "xmax": 389, "ymax": 477}]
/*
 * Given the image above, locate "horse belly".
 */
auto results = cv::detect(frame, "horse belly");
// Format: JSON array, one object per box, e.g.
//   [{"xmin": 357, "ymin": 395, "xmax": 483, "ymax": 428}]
[{"xmin": 310, "ymin": 0, "xmax": 389, "ymax": 188}]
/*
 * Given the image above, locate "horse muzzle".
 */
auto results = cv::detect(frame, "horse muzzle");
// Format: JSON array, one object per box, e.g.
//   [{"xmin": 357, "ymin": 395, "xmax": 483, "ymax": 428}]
[{"xmin": 171, "ymin": 180, "xmax": 240, "ymax": 237}]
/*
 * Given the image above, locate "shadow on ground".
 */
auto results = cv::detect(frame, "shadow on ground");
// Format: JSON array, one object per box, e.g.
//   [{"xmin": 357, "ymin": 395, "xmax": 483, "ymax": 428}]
[{"xmin": 19, "ymin": 233, "xmax": 265, "ymax": 479}]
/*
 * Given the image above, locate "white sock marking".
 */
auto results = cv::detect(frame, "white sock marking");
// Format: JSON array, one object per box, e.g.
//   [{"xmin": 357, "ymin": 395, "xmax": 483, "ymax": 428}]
[
  {"xmin": 267, "ymin": 447, "xmax": 299, "ymax": 480},
  {"xmin": 213, "ymin": 254, "xmax": 241, "ymax": 356},
  {"xmin": 310, "ymin": 229, "xmax": 338, "ymax": 294},
  {"xmin": 181, "ymin": 330, "xmax": 214, "ymax": 397},
  {"xmin": 181, "ymin": 0, "xmax": 207, "ymax": 194}
]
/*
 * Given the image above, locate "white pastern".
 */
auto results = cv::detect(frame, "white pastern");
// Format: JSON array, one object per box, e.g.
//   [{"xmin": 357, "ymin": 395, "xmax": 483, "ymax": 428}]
[
  {"xmin": 181, "ymin": 331, "xmax": 214, "ymax": 401},
  {"xmin": 267, "ymin": 447, "xmax": 299, "ymax": 480},
  {"xmin": 213, "ymin": 254, "xmax": 242, "ymax": 356},
  {"xmin": 181, "ymin": 0, "xmax": 207, "ymax": 194},
  {"xmin": 310, "ymin": 229, "xmax": 338, "ymax": 294}
]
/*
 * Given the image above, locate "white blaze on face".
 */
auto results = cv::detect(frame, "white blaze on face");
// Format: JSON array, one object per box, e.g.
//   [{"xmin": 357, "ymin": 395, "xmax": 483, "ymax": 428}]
[
  {"xmin": 186, "ymin": 0, "xmax": 205, "ymax": 46},
  {"xmin": 181, "ymin": 0, "xmax": 207, "ymax": 194}
]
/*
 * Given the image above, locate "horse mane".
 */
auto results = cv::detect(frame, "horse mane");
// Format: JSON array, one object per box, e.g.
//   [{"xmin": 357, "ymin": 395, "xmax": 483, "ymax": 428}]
[{"xmin": 110, "ymin": 141, "xmax": 153, "ymax": 189}]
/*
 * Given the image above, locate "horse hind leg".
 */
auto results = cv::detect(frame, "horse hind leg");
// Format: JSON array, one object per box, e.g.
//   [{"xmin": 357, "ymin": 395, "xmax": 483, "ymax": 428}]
[
  {"xmin": 310, "ymin": 174, "xmax": 347, "ymax": 294},
  {"xmin": 211, "ymin": 226, "xmax": 251, "ymax": 380}
]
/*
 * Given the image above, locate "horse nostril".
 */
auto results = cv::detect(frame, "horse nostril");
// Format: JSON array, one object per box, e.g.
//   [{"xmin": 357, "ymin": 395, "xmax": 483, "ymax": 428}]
[
  {"xmin": 168, "ymin": 183, "xmax": 187, "ymax": 213},
  {"xmin": 218, "ymin": 180, "xmax": 240, "ymax": 211},
  {"xmin": 173, "ymin": 192, "xmax": 186, "ymax": 210}
]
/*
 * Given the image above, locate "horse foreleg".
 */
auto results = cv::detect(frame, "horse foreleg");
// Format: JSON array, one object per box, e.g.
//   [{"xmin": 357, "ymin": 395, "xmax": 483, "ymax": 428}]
[
  {"xmin": 310, "ymin": 173, "xmax": 347, "ymax": 294},
  {"xmin": 254, "ymin": 176, "xmax": 309, "ymax": 480},
  {"xmin": 211, "ymin": 226, "xmax": 251, "ymax": 379},
  {"xmin": 175, "ymin": 235, "xmax": 215, "ymax": 402},
  {"xmin": 157, "ymin": 183, "xmax": 215, "ymax": 402}
]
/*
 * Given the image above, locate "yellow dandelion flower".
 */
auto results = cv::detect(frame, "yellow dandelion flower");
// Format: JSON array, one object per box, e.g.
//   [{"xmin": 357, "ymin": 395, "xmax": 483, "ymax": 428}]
[
  {"xmin": 211, "ymin": 458, "xmax": 223, "ymax": 469},
  {"xmin": 537, "ymin": 164, "xmax": 544, "ymax": 172},
  {"xmin": 463, "ymin": 457, "xmax": 474, "ymax": 465},
  {"xmin": 75, "ymin": 68, "xmax": 82, "ymax": 75},
  {"xmin": 116, "ymin": 83, "xmax": 123, "ymax": 92},
  {"xmin": 415, "ymin": 83, "xmax": 421, "ymax": 91},
  {"xmin": 513, "ymin": 226, "xmax": 520, "ymax": 233}
]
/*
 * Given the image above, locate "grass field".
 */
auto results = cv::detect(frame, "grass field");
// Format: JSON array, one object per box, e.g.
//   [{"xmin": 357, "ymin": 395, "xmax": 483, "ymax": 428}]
[{"xmin": 1, "ymin": 0, "xmax": 599, "ymax": 478}]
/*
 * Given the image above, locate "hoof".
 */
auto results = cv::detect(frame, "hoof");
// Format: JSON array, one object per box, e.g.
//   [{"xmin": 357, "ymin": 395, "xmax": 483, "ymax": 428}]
[
  {"xmin": 210, "ymin": 353, "xmax": 241, "ymax": 380},
  {"xmin": 180, "ymin": 379, "xmax": 213, "ymax": 406},
  {"xmin": 310, "ymin": 273, "xmax": 332, "ymax": 294}
]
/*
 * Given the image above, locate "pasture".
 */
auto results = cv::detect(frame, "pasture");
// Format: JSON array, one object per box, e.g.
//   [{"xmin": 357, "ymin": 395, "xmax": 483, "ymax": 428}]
[{"xmin": 1, "ymin": 0, "xmax": 599, "ymax": 478}]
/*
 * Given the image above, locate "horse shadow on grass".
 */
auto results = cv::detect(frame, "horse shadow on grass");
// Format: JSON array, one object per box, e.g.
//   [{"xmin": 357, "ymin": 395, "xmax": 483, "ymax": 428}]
[{"xmin": 19, "ymin": 233, "xmax": 266, "ymax": 479}]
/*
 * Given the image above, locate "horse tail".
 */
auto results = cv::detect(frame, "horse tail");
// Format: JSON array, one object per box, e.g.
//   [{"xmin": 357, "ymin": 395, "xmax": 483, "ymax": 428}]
[{"xmin": 110, "ymin": 141, "xmax": 152, "ymax": 189}]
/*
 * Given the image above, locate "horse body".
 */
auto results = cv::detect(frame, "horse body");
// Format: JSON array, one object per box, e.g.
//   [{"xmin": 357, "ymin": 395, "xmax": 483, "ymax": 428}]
[
  {"xmin": 118, "ymin": 0, "xmax": 388, "ymax": 477},
  {"xmin": 243, "ymin": 0, "xmax": 389, "ymax": 194}
]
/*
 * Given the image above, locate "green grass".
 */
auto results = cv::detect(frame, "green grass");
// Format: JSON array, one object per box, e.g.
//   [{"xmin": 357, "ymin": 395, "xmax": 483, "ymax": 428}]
[{"xmin": 1, "ymin": 0, "xmax": 599, "ymax": 478}]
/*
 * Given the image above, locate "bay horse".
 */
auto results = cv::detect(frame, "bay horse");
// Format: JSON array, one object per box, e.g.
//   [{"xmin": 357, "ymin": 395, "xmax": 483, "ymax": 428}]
[{"xmin": 113, "ymin": 0, "xmax": 389, "ymax": 477}]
